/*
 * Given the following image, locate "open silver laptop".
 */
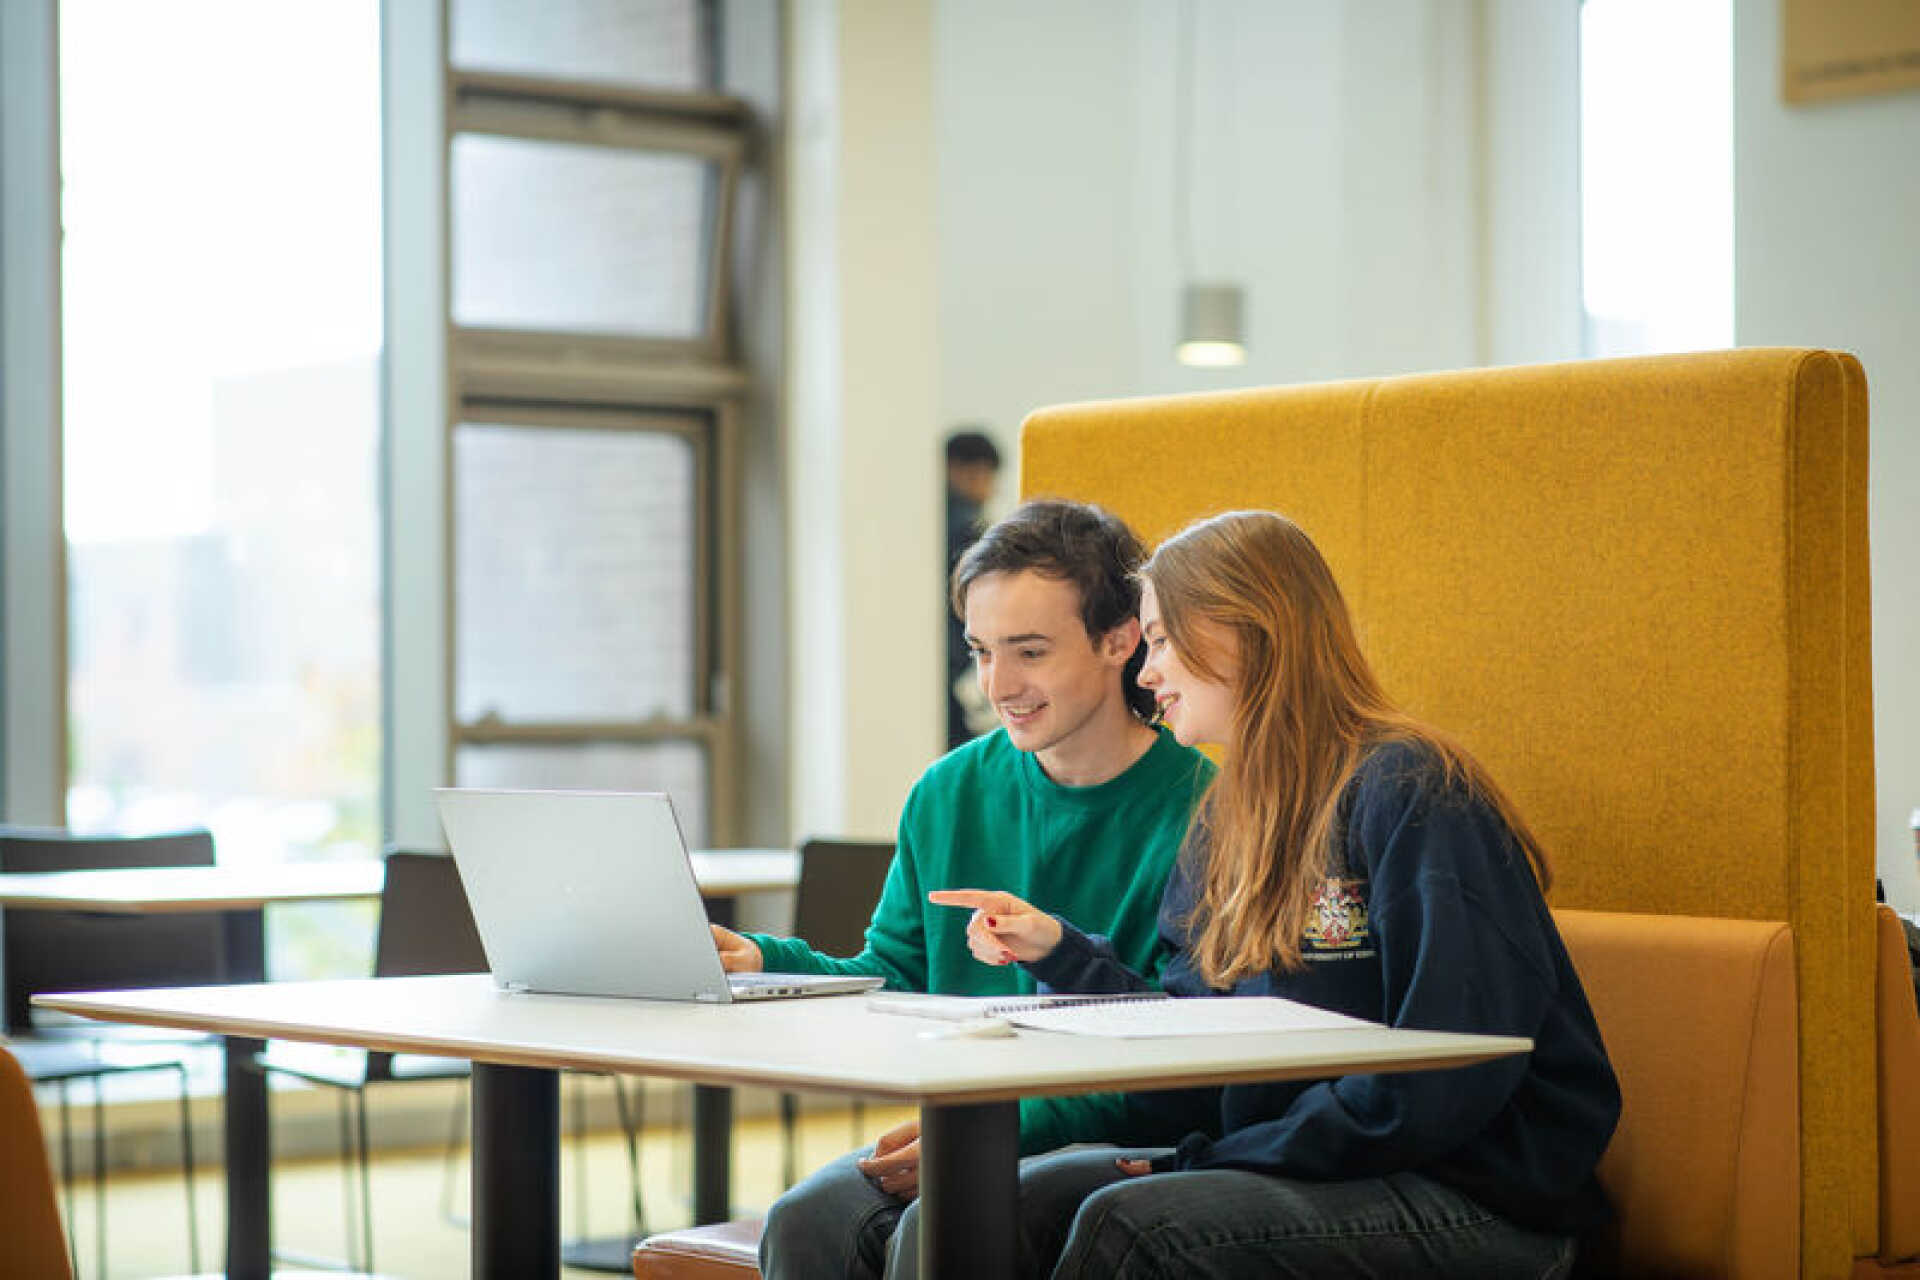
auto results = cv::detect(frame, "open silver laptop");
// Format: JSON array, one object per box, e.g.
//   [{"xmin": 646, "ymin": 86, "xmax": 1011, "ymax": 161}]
[{"xmin": 432, "ymin": 788, "xmax": 883, "ymax": 1003}]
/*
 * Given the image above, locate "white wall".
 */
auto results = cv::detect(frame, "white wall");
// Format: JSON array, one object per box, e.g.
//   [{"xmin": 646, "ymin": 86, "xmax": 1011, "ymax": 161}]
[
  {"xmin": 933, "ymin": 0, "xmax": 1141, "ymax": 480},
  {"xmin": 1733, "ymin": 0, "xmax": 1920, "ymax": 909},
  {"xmin": 786, "ymin": 0, "xmax": 942, "ymax": 842},
  {"xmin": 933, "ymin": 0, "xmax": 1547, "ymax": 489},
  {"xmin": 1481, "ymin": 0, "xmax": 1584, "ymax": 366}
]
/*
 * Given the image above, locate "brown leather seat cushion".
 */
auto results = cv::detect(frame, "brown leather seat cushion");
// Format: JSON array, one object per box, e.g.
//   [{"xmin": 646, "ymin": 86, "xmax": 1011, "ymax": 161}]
[
  {"xmin": 632, "ymin": 1218, "xmax": 763, "ymax": 1280},
  {"xmin": 1877, "ymin": 905, "xmax": 1920, "ymax": 1264},
  {"xmin": 1556, "ymin": 909, "xmax": 1799, "ymax": 1277}
]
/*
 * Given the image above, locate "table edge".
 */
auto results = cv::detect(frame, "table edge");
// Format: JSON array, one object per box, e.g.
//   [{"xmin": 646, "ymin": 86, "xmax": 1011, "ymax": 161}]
[{"xmin": 32, "ymin": 992, "xmax": 1531, "ymax": 1104}]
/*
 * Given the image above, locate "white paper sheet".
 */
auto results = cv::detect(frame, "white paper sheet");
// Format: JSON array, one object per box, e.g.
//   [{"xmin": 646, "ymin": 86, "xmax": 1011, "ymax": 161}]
[{"xmin": 1005, "ymin": 996, "xmax": 1378, "ymax": 1038}]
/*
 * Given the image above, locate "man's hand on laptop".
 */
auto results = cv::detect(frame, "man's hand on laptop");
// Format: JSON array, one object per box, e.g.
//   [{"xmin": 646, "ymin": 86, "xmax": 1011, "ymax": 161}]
[
  {"xmin": 710, "ymin": 924, "xmax": 763, "ymax": 972},
  {"xmin": 855, "ymin": 1119, "xmax": 921, "ymax": 1201}
]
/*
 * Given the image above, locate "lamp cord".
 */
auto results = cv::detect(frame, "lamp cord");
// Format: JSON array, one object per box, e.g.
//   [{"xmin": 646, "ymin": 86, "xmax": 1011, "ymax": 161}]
[{"xmin": 1175, "ymin": 0, "xmax": 1196, "ymax": 282}]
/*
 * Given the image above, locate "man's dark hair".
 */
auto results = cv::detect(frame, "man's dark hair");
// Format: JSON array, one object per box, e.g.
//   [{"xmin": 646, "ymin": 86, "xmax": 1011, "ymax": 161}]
[
  {"xmin": 945, "ymin": 430, "xmax": 1001, "ymax": 469},
  {"xmin": 949, "ymin": 498, "xmax": 1156, "ymax": 722}
]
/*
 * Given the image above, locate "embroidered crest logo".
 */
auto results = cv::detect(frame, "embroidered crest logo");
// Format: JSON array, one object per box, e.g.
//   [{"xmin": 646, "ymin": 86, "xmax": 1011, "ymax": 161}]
[{"xmin": 1303, "ymin": 878, "xmax": 1369, "ymax": 951}]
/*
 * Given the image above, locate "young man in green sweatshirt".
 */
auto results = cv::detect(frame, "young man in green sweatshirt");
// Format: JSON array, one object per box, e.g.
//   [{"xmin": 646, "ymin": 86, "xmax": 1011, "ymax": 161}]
[{"xmin": 709, "ymin": 498, "xmax": 1213, "ymax": 1280}]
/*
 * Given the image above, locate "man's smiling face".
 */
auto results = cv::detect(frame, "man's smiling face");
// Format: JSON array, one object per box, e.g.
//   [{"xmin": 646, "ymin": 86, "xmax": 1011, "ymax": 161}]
[{"xmin": 962, "ymin": 569, "xmax": 1134, "ymax": 758}]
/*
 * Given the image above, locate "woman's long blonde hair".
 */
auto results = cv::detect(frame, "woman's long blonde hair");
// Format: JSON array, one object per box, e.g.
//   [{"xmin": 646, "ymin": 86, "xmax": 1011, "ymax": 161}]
[{"xmin": 1142, "ymin": 511, "xmax": 1550, "ymax": 988}]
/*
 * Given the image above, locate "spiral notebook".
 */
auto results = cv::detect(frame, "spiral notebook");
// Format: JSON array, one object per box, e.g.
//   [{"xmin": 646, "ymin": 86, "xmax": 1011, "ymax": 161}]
[
  {"xmin": 867, "ymin": 991, "xmax": 1376, "ymax": 1038},
  {"xmin": 865, "ymin": 991, "xmax": 1167, "ymax": 1021},
  {"xmin": 1007, "ymin": 996, "xmax": 1377, "ymax": 1038}
]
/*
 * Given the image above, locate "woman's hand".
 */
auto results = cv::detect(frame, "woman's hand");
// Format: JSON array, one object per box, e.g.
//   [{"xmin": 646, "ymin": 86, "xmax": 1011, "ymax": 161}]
[
  {"xmin": 927, "ymin": 889, "xmax": 1063, "ymax": 966},
  {"xmin": 855, "ymin": 1118, "xmax": 922, "ymax": 1200},
  {"xmin": 1114, "ymin": 1157, "xmax": 1154, "ymax": 1177},
  {"xmin": 709, "ymin": 924, "xmax": 763, "ymax": 973}
]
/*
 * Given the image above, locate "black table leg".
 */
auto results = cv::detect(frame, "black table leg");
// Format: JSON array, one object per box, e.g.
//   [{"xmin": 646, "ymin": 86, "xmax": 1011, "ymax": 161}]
[
  {"xmin": 695, "ymin": 894, "xmax": 737, "ymax": 1224},
  {"xmin": 692, "ymin": 1084, "xmax": 733, "ymax": 1223},
  {"xmin": 917, "ymin": 1100, "xmax": 1018, "ymax": 1278},
  {"xmin": 220, "ymin": 910, "xmax": 271, "ymax": 1280},
  {"xmin": 473, "ymin": 1062, "xmax": 560, "ymax": 1279}
]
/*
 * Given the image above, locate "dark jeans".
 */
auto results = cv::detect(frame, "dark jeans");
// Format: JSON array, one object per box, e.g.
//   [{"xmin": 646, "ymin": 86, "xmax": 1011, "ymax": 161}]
[{"xmin": 761, "ymin": 1145, "xmax": 1575, "ymax": 1280}]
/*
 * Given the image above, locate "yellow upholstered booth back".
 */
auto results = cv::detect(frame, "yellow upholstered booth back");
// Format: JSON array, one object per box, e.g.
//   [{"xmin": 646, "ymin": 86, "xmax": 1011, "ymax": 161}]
[{"xmin": 1020, "ymin": 349, "xmax": 1873, "ymax": 1277}]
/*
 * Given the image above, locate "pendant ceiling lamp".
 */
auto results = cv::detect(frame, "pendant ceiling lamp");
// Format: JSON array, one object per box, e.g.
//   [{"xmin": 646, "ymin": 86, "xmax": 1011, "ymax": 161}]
[{"xmin": 1174, "ymin": 0, "xmax": 1246, "ymax": 368}]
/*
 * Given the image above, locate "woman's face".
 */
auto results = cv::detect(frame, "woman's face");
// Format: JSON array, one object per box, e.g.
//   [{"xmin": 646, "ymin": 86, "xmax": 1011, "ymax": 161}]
[{"xmin": 1137, "ymin": 582, "xmax": 1239, "ymax": 747}]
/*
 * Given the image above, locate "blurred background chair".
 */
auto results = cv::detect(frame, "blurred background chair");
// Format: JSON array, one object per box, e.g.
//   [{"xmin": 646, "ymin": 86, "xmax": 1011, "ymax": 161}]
[
  {"xmin": 778, "ymin": 838, "xmax": 896, "ymax": 1187},
  {"xmin": 1, "ymin": 1043, "xmax": 76, "ymax": 1280},
  {"xmin": 253, "ymin": 848, "xmax": 650, "ymax": 1274},
  {"xmin": 0, "ymin": 826, "xmax": 216, "ymax": 1279},
  {"xmin": 251, "ymin": 849, "xmax": 483, "ymax": 1273}
]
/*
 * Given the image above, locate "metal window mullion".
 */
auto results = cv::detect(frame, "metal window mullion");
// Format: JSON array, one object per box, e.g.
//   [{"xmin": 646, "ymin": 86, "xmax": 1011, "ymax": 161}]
[
  {"xmin": 440, "ymin": 367, "xmax": 459, "ymax": 791},
  {"xmin": 449, "ymin": 98, "xmax": 745, "ymax": 164},
  {"xmin": 455, "ymin": 399, "xmax": 712, "ymax": 442},
  {"xmin": 447, "ymin": 67, "xmax": 748, "ymax": 126},
  {"xmin": 709, "ymin": 399, "xmax": 742, "ymax": 848},
  {"xmin": 439, "ymin": 0, "xmax": 461, "ymax": 792},
  {"xmin": 689, "ymin": 408, "xmax": 724, "ymax": 847},
  {"xmin": 453, "ymin": 719, "xmax": 721, "ymax": 749},
  {"xmin": 453, "ymin": 326, "xmax": 738, "ymax": 371},
  {"xmin": 700, "ymin": 155, "xmax": 742, "ymax": 355},
  {"xmin": 454, "ymin": 344, "xmax": 747, "ymax": 404},
  {"xmin": 2, "ymin": 0, "xmax": 67, "ymax": 825},
  {"xmin": 692, "ymin": 418, "xmax": 715, "ymax": 736}
]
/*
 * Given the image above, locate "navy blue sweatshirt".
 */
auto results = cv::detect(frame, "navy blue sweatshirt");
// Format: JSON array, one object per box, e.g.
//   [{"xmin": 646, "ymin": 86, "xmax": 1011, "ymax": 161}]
[{"xmin": 1027, "ymin": 739, "xmax": 1621, "ymax": 1237}]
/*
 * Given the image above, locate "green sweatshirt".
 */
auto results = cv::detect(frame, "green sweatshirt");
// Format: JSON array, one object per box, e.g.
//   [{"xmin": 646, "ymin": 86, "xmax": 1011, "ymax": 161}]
[{"xmin": 746, "ymin": 725, "xmax": 1212, "ymax": 1153}]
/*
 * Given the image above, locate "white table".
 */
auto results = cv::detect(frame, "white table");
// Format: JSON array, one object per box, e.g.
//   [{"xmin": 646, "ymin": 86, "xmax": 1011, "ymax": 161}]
[
  {"xmin": 39, "ymin": 974, "xmax": 1530, "ymax": 1279},
  {"xmin": 0, "ymin": 850, "xmax": 797, "ymax": 914},
  {"xmin": 2, "ymin": 850, "xmax": 799, "ymax": 1278}
]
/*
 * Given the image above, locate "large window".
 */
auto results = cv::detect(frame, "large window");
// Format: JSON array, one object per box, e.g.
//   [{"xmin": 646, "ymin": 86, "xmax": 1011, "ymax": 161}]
[
  {"xmin": 444, "ymin": 0, "xmax": 746, "ymax": 847},
  {"xmin": 1580, "ymin": 0, "xmax": 1734, "ymax": 356},
  {"xmin": 50, "ymin": 1, "xmax": 744, "ymax": 944},
  {"xmin": 60, "ymin": 0, "xmax": 384, "ymax": 974}
]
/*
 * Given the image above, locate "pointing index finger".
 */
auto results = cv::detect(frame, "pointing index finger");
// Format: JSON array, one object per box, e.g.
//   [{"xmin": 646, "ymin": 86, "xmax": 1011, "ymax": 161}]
[{"xmin": 928, "ymin": 889, "xmax": 1008, "ymax": 911}]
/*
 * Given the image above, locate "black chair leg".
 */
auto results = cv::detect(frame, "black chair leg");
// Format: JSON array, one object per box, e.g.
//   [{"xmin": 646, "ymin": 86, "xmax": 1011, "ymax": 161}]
[
  {"xmin": 609, "ymin": 1076, "xmax": 646, "ymax": 1235},
  {"xmin": 335, "ymin": 1088, "xmax": 359, "ymax": 1271},
  {"xmin": 570, "ymin": 1075, "xmax": 590, "ymax": 1239},
  {"xmin": 683, "ymin": 1082, "xmax": 698, "ymax": 1212},
  {"xmin": 780, "ymin": 1092, "xmax": 799, "ymax": 1189},
  {"xmin": 440, "ymin": 1079, "xmax": 468, "ymax": 1227},
  {"xmin": 93, "ymin": 1079, "xmax": 107, "ymax": 1280},
  {"xmin": 174, "ymin": 1063, "xmax": 201, "ymax": 1274},
  {"xmin": 355, "ymin": 1089, "xmax": 374, "ymax": 1276},
  {"xmin": 57, "ymin": 1080, "xmax": 78, "ymax": 1274}
]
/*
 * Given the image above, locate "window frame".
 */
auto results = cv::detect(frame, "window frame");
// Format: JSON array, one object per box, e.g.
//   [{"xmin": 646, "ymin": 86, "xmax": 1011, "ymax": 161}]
[
  {"xmin": 439, "ymin": 13, "xmax": 749, "ymax": 846},
  {"xmin": 445, "ymin": 399, "xmax": 728, "ymax": 783},
  {"xmin": 447, "ymin": 69, "xmax": 747, "ymax": 364}
]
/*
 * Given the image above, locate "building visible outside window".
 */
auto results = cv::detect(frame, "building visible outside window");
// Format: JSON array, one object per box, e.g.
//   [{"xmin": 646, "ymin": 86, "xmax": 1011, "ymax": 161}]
[
  {"xmin": 1580, "ymin": 0, "xmax": 1733, "ymax": 357},
  {"xmin": 60, "ymin": 0, "xmax": 384, "ymax": 977}
]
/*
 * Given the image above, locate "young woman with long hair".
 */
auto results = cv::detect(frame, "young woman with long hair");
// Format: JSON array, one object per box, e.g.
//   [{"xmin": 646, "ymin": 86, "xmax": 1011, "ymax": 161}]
[{"xmin": 934, "ymin": 510, "xmax": 1620, "ymax": 1279}]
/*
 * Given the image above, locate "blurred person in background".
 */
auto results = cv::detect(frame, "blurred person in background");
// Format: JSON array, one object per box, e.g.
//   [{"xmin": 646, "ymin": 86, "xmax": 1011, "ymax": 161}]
[{"xmin": 946, "ymin": 429, "xmax": 1003, "ymax": 748}]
